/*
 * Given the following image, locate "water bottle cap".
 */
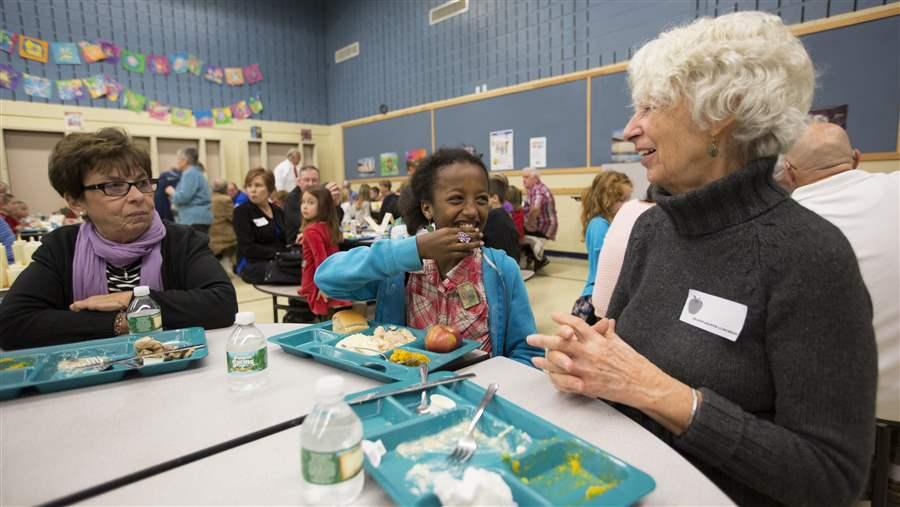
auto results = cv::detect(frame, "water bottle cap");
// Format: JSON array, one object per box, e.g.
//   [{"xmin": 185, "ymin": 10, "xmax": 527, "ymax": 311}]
[
  {"xmin": 133, "ymin": 286, "xmax": 150, "ymax": 297},
  {"xmin": 234, "ymin": 312, "xmax": 255, "ymax": 325},
  {"xmin": 315, "ymin": 375, "xmax": 345, "ymax": 399}
]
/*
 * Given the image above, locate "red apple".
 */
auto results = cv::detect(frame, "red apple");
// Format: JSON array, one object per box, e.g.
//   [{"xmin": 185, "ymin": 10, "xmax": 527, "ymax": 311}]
[{"xmin": 424, "ymin": 324, "xmax": 462, "ymax": 353}]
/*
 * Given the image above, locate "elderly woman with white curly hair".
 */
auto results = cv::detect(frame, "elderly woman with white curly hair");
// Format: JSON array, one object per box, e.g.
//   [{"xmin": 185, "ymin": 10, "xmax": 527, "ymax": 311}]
[{"xmin": 528, "ymin": 11, "xmax": 875, "ymax": 506}]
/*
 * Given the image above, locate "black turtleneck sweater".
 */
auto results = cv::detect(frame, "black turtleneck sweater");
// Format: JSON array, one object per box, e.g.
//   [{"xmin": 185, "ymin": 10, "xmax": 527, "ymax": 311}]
[{"xmin": 607, "ymin": 158, "xmax": 876, "ymax": 506}]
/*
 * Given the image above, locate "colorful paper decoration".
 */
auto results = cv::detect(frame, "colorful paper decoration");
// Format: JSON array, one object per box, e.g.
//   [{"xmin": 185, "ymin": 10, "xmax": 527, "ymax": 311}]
[
  {"xmin": 51, "ymin": 42, "xmax": 82, "ymax": 64},
  {"xmin": 97, "ymin": 39, "xmax": 120, "ymax": 63},
  {"xmin": 147, "ymin": 101, "xmax": 170, "ymax": 121},
  {"xmin": 103, "ymin": 75, "xmax": 123, "ymax": 101},
  {"xmin": 202, "ymin": 64, "xmax": 223, "ymax": 84},
  {"xmin": 148, "ymin": 54, "xmax": 170, "ymax": 75},
  {"xmin": 243, "ymin": 63, "xmax": 263, "ymax": 84},
  {"xmin": 187, "ymin": 55, "xmax": 203, "ymax": 75},
  {"xmin": 22, "ymin": 73, "xmax": 52, "ymax": 98},
  {"xmin": 194, "ymin": 110, "xmax": 213, "ymax": 127},
  {"xmin": 248, "ymin": 95, "xmax": 263, "ymax": 114},
  {"xmin": 212, "ymin": 107, "xmax": 232, "ymax": 125},
  {"xmin": 81, "ymin": 74, "xmax": 107, "ymax": 99},
  {"xmin": 171, "ymin": 107, "xmax": 193, "ymax": 126},
  {"xmin": 169, "ymin": 52, "xmax": 189, "ymax": 74},
  {"xmin": 0, "ymin": 30, "xmax": 18, "ymax": 54},
  {"xmin": 19, "ymin": 35, "xmax": 49, "ymax": 63},
  {"xmin": 224, "ymin": 67, "xmax": 244, "ymax": 86},
  {"xmin": 56, "ymin": 79, "xmax": 85, "ymax": 100},
  {"xmin": 0, "ymin": 64, "xmax": 21, "ymax": 90},
  {"xmin": 78, "ymin": 41, "xmax": 106, "ymax": 63},
  {"xmin": 122, "ymin": 89, "xmax": 147, "ymax": 112},
  {"xmin": 231, "ymin": 101, "xmax": 251, "ymax": 120},
  {"xmin": 120, "ymin": 50, "xmax": 146, "ymax": 73}
]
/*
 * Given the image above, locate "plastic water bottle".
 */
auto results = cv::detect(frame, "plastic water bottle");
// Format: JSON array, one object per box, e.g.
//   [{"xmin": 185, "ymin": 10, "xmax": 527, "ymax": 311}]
[
  {"xmin": 126, "ymin": 286, "xmax": 162, "ymax": 334},
  {"xmin": 226, "ymin": 312, "xmax": 268, "ymax": 391},
  {"xmin": 301, "ymin": 375, "xmax": 365, "ymax": 505}
]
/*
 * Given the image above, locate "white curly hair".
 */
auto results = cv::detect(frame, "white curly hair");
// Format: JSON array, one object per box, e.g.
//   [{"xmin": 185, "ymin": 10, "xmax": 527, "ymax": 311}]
[{"xmin": 627, "ymin": 11, "xmax": 815, "ymax": 160}]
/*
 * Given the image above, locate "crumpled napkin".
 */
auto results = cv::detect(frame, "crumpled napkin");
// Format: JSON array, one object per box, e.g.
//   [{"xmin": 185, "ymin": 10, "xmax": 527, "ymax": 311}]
[{"xmin": 432, "ymin": 467, "xmax": 517, "ymax": 507}]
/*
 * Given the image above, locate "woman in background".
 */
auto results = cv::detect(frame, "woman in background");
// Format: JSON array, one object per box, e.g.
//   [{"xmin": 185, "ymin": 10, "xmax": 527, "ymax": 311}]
[
  {"xmin": 233, "ymin": 168, "xmax": 287, "ymax": 284},
  {"xmin": 166, "ymin": 147, "xmax": 212, "ymax": 233}
]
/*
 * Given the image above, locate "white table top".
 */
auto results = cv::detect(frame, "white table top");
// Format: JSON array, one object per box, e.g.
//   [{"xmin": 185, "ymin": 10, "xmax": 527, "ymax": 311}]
[
  {"xmin": 86, "ymin": 356, "xmax": 734, "ymax": 506},
  {"xmin": 0, "ymin": 324, "xmax": 382, "ymax": 506}
]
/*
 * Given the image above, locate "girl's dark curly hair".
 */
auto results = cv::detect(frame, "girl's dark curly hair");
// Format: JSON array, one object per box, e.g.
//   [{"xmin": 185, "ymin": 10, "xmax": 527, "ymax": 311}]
[{"xmin": 398, "ymin": 148, "xmax": 489, "ymax": 235}]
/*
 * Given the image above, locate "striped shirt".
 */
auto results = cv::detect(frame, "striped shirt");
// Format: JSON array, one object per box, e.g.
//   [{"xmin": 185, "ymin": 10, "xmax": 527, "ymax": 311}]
[{"xmin": 106, "ymin": 260, "xmax": 141, "ymax": 293}]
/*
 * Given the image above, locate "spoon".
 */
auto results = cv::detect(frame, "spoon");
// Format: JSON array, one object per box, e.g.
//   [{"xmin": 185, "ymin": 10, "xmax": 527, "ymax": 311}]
[{"xmin": 416, "ymin": 363, "xmax": 430, "ymax": 414}]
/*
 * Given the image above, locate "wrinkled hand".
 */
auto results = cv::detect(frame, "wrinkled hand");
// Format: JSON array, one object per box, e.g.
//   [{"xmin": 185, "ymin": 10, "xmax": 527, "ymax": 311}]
[
  {"xmin": 324, "ymin": 182, "xmax": 340, "ymax": 203},
  {"xmin": 70, "ymin": 291, "xmax": 133, "ymax": 312},
  {"xmin": 415, "ymin": 227, "xmax": 483, "ymax": 271}
]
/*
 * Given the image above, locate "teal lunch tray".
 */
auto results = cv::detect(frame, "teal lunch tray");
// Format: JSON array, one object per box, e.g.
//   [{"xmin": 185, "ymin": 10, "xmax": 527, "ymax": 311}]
[{"xmin": 0, "ymin": 327, "xmax": 208, "ymax": 401}]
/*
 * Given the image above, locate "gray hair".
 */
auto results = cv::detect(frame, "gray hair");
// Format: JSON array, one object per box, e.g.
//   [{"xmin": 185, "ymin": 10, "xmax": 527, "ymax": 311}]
[
  {"xmin": 211, "ymin": 179, "xmax": 228, "ymax": 194},
  {"xmin": 176, "ymin": 147, "xmax": 199, "ymax": 165},
  {"xmin": 287, "ymin": 148, "xmax": 301, "ymax": 159}
]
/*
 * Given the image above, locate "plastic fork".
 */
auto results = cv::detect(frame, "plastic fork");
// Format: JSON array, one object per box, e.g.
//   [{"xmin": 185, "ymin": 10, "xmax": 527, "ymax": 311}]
[
  {"xmin": 415, "ymin": 363, "xmax": 430, "ymax": 414},
  {"xmin": 446, "ymin": 383, "xmax": 499, "ymax": 465}
]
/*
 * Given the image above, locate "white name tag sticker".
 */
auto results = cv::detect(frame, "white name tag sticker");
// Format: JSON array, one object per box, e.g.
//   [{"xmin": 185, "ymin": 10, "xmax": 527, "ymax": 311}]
[
  {"xmin": 679, "ymin": 289, "xmax": 748, "ymax": 342},
  {"xmin": 253, "ymin": 217, "xmax": 269, "ymax": 227}
]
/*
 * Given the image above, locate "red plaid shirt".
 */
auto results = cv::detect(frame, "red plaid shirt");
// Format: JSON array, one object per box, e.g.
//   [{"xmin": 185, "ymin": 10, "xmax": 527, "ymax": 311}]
[
  {"xmin": 523, "ymin": 181, "xmax": 558, "ymax": 240},
  {"xmin": 406, "ymin": 252, "xmax": 491, "ymax": 353}
]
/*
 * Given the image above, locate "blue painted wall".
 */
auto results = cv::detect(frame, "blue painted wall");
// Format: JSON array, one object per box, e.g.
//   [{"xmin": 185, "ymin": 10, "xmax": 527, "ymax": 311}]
[{"xmin": 0, "ymin": 0, "xmax": 329, "ymax": 124}]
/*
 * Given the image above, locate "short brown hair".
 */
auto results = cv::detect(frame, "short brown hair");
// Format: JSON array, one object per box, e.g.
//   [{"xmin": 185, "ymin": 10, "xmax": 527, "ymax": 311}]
[
  {"xmin": 244, "ymin": 168, "xmax": 275, "ymax": 193},
  {"xmin": 379, "ymin": 180, "xmax": 392, "ymax": 191},
  {"xmin": 48, "ymin": 128, "xmax": 151, "ymax": 199}
]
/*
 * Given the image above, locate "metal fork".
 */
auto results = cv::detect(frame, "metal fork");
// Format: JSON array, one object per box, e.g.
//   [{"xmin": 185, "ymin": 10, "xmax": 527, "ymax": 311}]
[{"xmin": 446, "ymin": 383, "xmax": 499, "ymax": 465}]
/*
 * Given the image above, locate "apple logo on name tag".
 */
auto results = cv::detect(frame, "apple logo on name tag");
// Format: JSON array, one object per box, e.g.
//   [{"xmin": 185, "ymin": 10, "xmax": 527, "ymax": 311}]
[{"xmin": 679, "ymin": 289, "xmax": 748, "ymax": 342}]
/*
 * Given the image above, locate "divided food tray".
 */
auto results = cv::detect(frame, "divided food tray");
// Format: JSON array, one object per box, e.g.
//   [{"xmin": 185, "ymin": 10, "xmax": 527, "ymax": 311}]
[
  {"xmin": 0, "ymin": 327, "xmax": 208, "ymax": 401},
  {"xmin": 348, "ymin": 379, "xmax": 656, "ymax": 506},
  {"xmin": 268, "ymin": 321, "xmax": 480, "ymax": 382}
]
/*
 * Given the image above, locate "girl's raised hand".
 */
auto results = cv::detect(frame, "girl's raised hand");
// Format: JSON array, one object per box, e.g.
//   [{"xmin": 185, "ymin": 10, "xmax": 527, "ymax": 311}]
[{"xmin": 415, "ymin": 227, "xmax": 483, "ymax": 270}]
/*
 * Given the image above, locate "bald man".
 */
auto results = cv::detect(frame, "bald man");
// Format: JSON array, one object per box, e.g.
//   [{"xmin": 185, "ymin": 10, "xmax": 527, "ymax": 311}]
[
  {"xmin": 273, "ymin": 148, "xmax": 302, "ymax": 192},
  {"xmin": 784, "ymin": 121, "xmax": 899, "ymax": 421}
]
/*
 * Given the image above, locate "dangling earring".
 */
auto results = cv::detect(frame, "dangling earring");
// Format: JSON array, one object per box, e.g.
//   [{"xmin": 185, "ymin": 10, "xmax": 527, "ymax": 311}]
[
  {"xmin": 707, "ymin": 137, "xmax": 719, "ymax": 158},
  {"xmin": 424, "ymin": 212, "xmax": 436, "ymax": 232}
]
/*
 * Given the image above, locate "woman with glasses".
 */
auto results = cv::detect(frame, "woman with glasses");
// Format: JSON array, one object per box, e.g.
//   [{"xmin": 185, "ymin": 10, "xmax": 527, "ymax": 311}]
[{"xmin": 0, "ymin": 128, "xmax": 237, "ymax": 349}]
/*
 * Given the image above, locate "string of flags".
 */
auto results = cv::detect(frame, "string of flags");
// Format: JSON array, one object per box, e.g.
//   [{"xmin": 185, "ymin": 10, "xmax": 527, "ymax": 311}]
[
  {"xmin": 0, "ymin": 64, "xmax": 264, "ymax": 127},
  {"xmin": 0, "ymin": 29, "xmax": 263, "ymax": 86}
]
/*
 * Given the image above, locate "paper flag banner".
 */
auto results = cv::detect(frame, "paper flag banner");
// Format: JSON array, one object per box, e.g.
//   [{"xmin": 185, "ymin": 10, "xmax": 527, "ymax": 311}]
[
  {"xmin": 170, "ymin": 52, "xmax": 189, "ymax": 74},
  {"xmin": 0, "ymin": 30, "xmax": 17, "ymax": 54},
  {"xmin": 81, "ymin": 74, "xmax": 107, "ymax": 99},
  {"xmin": 203, "ymin": 64, "xmax": 223, "ymax": 84},
  {"xmin": 0, "ymin": 64, "xmax": 21, "ymax": 90},
  {"xmin": 148, "ymin": 54, "xmax": 170, "ymax": 75},
  {"xmin": 212, "ymin": 107, "xmax": 232, "ymax": 125},
  {"xmin": 52, "ymin": 42, "xmax": 82, "ymax": 64},
  {"xmin": 56, "ymin": 79, "xmax": 85, "ymax": 100},
  {"xmin": 19, "ymin": 35, "xmax": 49, "ymax": 63},
  {"xmin": 103, "ymin": 75, "xmax": 123, "ymax": 101},
  {"xmin": 23, "ymin": 74, "xmax": 51, "ymax": 98},
  {"xmin": 78, "ymin": 41, "xmax": 106, "ymax": 63},
  {"xmin": 224, "ymin": 67, "xmax": 244, "ymax": 86},
  {"xmin": 121, "ymin": 50, "xmax": 146, "ymax": 73},
  {"xmin": 194, "ymin": 110, "xmax": 213, "ymax": 127},
  {"xmin": 231, "ymin": 101, "xmax": 251, "ymax": 120},
  {"xmin": 248, "ymin": 95, "xmax": 263, "ymax": 114},
  {"xmin": 243, "ymin": 63, "xmax": 263, "ymax": 84},
  {"xmin": 187, "ymin": 55, "xmax": 203, "ymax": 75},
  {"xmin": 122, "ymin": 89, "xmax": 147, "ymax": 112},
  {"xmin": 171, "ymin": 107, "xmax": 193, "ymax": 127},
  {"xmin": 147, "ymin": 101, "xmax": 170, "ymax": 121},
  {"xmin": 97, "ymin": 39, "xmax": 120, "ymax": 63}
]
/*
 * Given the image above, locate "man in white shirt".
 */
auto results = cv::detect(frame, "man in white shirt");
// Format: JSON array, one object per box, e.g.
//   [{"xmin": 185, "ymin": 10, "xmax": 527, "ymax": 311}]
[
  {"xmin": 273, "ymin": 148, "xmax": 302, "ymax": 192},
  {"xmin": 781, "ymin": 121, "xmax": 900, "ymax": 422}
]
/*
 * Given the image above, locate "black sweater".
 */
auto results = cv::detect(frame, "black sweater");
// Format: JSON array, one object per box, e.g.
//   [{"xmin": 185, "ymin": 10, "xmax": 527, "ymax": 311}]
[
  {"xmin": 0, "ymin": 223, "xmax": 238, "ymax": 350},
  {"xmin": 483, "ymin": 207, "xmax": 520, "ymax": 260},
  {"xmin": 233, "ymin": 201, "xmax": 287, "ymax": 262},
  {"xmin": 607, "ymin": 158, "xmax": 876, "ymax": 506}
]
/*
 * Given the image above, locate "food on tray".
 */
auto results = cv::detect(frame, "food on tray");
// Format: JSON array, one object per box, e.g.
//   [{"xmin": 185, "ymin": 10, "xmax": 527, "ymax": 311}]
[
  {"xmin": 505, "ymin": 449, "xmax": 620, "ymax": 500},
  {"xmin": 424, "ymin": 324, "xmax": 461, "ymax": 353},
  {"xmin": 388, "ymin": 348, "xmax": 430, "ymax": 367},
  {"xmin": 432, "ymin": 467, "xmax": 516, "ymax": 507},
  {"xmin": 57, "ymin": 356, "xmax": 108, "ymax": 372},
  {"xmin": 332, "ymin": 310, "xmax": 369, "ymax": 333},
  {"xmin": 427, "ymin": 394, "xmax": 456, "ymax": 414},
  {"xmin": 133, "ymin": 336, "xmax": 195, "ymax": 361},
  {"xmin": 336, "ymin": 325, "xmax": 416, "ymax": 354},
  {"xmin": 396, "ymin": 420, "xmax": 531, "ymax": 459},
  {"xmin": 0, "ymin": 357, "xmax": 36, "ymax": 371}
]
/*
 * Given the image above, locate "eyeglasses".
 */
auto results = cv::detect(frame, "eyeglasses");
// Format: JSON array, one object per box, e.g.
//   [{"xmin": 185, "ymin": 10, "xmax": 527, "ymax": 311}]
[{"xmin": 83, "ymin": 178, "xmax": 158, "ymax": 197}]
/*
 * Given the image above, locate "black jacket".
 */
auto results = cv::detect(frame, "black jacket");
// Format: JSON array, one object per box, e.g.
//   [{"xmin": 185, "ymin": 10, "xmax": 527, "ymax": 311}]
[
  {"xmin": 483, "ymin": 207, "xmax": 521, "ymax": 261},
  {"xmin": 0, "ymin": 223, "xmax": 238, "ymax": 350},
  {"xmin": 233, "ymin": 201, "xmax": 287, "ymax": 262}
]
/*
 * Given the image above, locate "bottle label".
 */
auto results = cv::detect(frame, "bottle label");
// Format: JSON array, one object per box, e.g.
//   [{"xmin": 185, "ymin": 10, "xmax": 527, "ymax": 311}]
[
  {"xmin": 227, "ymin": 347, "xmax": 267, "ymax": 373},
  {"xmin": 301, "ymin": 443, "xmax": 363, "ymax": 485},
  {"xmin": 127, "ymin": 312, "xmax": 162, "ymax": 333}
]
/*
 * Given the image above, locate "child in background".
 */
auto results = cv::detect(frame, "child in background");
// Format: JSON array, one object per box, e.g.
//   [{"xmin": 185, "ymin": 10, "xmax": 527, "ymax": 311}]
[
  {"xmin": 315, "ymin": 148, "xmax": 540, "ymax": 365},
  {"xmin": 571, "ymin": 171, "xmax": 632, "ymax": 324},
  {"xmin": 483, "ymin": 176, "xmax": 520, "ymax": 261},
  {"xmin": 298, "ymin": 186, "xmax": 350, "ymax": 317},
  {"xmin": 507, "ymin": 185, "xmax": 526, "ymax": 241}
]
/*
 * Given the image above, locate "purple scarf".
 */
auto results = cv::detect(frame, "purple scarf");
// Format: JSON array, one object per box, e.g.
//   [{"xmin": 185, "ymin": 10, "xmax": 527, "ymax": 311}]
[{"xmin": 72, "ymin": 211, "xmax": 167, "ymax": 301}]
